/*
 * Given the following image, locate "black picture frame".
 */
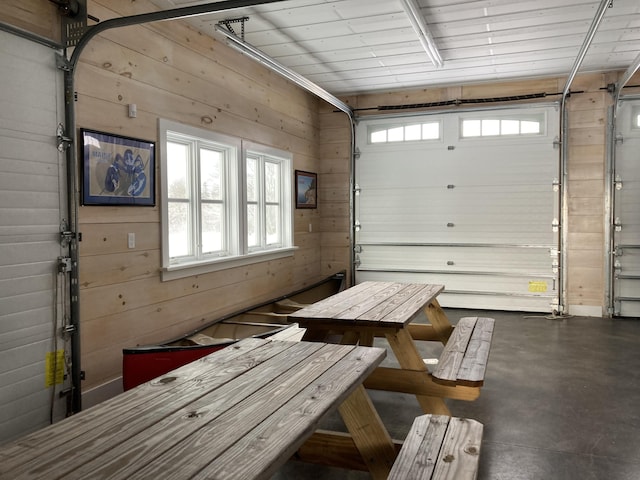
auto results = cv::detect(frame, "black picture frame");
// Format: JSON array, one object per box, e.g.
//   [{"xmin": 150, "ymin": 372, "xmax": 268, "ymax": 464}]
[
  {"xmin": 295, "ymin": 170, "xmax": 317, "ymax": 209},
  {"xmin": 81, "ymin": 129, "xmax": 155, "ymax": 206}
]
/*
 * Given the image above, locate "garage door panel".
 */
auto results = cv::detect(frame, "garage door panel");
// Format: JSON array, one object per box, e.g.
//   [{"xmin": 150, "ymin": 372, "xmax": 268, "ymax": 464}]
[
  {"xmin": 356, "ymin": 270, "xmax": 557, "ymax": 312},
  {"xmin": 0, "ymin": 31, "xmax": 69, "ymax": 444},
  {"xmin": 358, "ymin": 156, "xmax": 556, "ymax": 187},
  {"xmin": 612, "ymin": 100, "xmax": 640, "ymax": 316},
  {"xmin": 355, "ymin": 105, "xmax": 560, "ymax": 312},
  {"xmin": 358, "ymin": 245, "xmax": 553, "ymax": 272}
]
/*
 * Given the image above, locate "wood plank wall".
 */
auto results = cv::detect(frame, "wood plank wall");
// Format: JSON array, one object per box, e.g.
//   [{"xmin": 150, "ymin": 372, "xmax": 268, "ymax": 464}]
[
  {"xmin": 71, "ymin": 0, "xmax": 329, "ymax": 392},
  {"xmin": 320, "ymin": 74, "xmax": 626, "ymax": 316},
  {"xmin": 3, "ymin": 1, "xmax": 639, "ymax": 398},
  {"xmin": 1, "ymin": 0, "xmax": 60, "ymax": 42}
]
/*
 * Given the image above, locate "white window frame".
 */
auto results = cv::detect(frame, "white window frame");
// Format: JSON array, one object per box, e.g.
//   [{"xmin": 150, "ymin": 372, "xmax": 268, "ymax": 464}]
[
  {"xmin": 159, "ymin": 119, "xmax": 295, "ymax": 281},
  {"xmin": 244, "ymin": 142, "xmax": 293, "ymax": 254}
]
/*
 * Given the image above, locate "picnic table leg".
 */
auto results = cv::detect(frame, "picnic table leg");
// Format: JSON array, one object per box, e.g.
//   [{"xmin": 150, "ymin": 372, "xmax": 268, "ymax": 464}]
[
  {"xmin": 425, "ymin": 299, "xmax": 454, "ymax": 344},
  {"xmin": 338, "ymin": 385, "xmax": 397, "ymax": 480},
  {"xmin": 340, "ymin": 331, "xmax": 361, "ymax": 345},
  {"xmin": 385, "ymin": 328, "xmax": 451, "ymax": 416},
  {"xmin": 301, "ymin": 328, "xmax": 330, "ymax": 342}
]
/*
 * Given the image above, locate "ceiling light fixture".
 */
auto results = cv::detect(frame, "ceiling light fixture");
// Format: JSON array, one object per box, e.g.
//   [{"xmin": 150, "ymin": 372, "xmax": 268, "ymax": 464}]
[
  {"xmin": 399, "ymin": 0, "xmax": 443, "ymax": 68},
  {"xmin": 214, "ymin": 24, "xmax": 353, "ymax": 118}
]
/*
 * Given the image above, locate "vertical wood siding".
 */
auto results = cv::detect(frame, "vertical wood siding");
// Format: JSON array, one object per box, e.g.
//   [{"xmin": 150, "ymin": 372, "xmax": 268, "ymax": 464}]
[{"xmin": 74, "ymin": 0, "xmax": 328, "ymax": 391}]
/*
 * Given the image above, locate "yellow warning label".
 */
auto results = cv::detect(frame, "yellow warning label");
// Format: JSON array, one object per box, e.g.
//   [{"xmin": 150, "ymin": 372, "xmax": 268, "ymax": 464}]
[
  {"xmin": 45, "ymin": 350, "xmax": 65, "ymax": 387},
  {"xmin": 528, "ymin": 281, "xmax": 548, "ymax": 293}
]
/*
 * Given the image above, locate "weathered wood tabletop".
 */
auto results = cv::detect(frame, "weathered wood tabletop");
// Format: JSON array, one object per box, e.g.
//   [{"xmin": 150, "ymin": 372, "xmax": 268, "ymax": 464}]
[
  {"xmin": 290, "ymin": 281, "xmax": 482, "ymax": 416},
  {"xmin": 0, "ymin": 337, "xmax": 396, "ymax": 480}
]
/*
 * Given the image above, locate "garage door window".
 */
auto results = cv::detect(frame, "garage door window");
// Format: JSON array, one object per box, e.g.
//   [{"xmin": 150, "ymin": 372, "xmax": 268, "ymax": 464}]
[
  {"xmin": 461, "ymin": 114, "xmax": 544, "ymax": 138},
  {"xmin": 369, "ymin": 121, "xmax": 440, "ymax": 143},
  {"xmin": 633, "ymin": 107, "xmax": 640, "ymax": 129}
]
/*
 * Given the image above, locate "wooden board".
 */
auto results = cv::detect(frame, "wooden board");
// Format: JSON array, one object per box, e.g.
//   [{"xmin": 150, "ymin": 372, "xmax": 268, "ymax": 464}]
[
  {"xmin": 432, "ymin": 317, "xmax": 495, "ymax": 387},
  {"xmin": 1, "ymin": 339, "xmax": 390, "ymax": 480},
  {"xmin": 388, "ymin": 415, "xmax": 483, "ymax": 480}
]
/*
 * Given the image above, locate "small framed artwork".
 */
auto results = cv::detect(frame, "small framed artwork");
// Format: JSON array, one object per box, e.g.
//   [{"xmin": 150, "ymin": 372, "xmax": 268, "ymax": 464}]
[
  {"xmin": 81, "ymin": 129, "xmax": 156, "ymax": 206},
  {"xmin": 295, "ymin": 170, "xmax": 317, "ymax": 209}
]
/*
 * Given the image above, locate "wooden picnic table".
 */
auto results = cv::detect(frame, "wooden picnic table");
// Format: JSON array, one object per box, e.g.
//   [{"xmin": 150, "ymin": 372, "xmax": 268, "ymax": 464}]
[
  {"xmin": 289, "ymin": 281, "xmax": 494, "ymax": 417},
  {"xmin": 0, "ymin": 338, "xmax": 397, "ymax": 480}
]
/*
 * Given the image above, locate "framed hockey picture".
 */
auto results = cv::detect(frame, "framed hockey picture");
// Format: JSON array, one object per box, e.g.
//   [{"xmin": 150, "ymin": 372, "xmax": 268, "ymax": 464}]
[{"xmin": 81, "ymin": 129, "xmax": 155, "ymax": 206}]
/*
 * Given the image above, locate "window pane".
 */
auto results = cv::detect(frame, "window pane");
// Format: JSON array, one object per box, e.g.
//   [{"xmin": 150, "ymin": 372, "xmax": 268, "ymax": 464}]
[
  {"xmin": 167, "ymin": 142, "xmax": 189, "ymax": 199},
  {"xmin": 387, "ymin": 126, "xmax": 404, "ymax": 142},
  {"xmin": 168, "ymin": 201, "xmax": 190, "ymax": 258},
  {"xmin": 521, "ymin": 120, "xmax": 541, "ymax": 134},
  {"xmin": 482, "ymin": 119, "xmax": 500, "ymax": 136},
  {"xmin": 246, "ymin": 156, "xmax": 258, "ymax": 202},
  {"xmin": 405, "ymin": 124, "xmax": 421, "ymax": 141},
  {"xmin": 265, "ymin": 161, "xmax": 280, "ymax": 203},
  {"xmin": 201, "ymin": 203, "xmax": 223, "ymax": 254},
  {"xmin": 501, "ymin": 119, "xmax": 520, "ymax": 135},
  {"xmin": 247, "ymin": 203, "xmax": 258, "ymax": 247},
  {"xmin": 200, "ymin": 148, "xmax": 222, "ymax": 200},
  {"xmin": 370, "ymin": 129, "xmax": 387, "ymax": 143},
  {"xmin": 635, "ymin": 113, "xmax": 640, "ymax": 128},
  {"xmin": 462, "ymin": 120, "xmax": 481, "ymax": 137},
  {"xmin": 422, "ymin": 122, "xmax": 439, "ymax": 139},
  {"xmin": 266, "ymin": 205, "xmax": 280, "ymax": 245}
]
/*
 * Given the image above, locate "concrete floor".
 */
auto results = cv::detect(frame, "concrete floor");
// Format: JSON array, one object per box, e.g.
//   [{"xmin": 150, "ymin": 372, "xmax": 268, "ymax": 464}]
[{"xmin": 272, "ymin": 309, "xmax": 640, "ymax": 479}]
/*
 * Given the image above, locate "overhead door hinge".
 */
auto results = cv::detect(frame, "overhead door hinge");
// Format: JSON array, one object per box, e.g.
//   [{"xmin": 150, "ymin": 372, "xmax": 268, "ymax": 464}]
[
  {"xmin": 614, "ymin": 175, "xmax": 623, "ymax": 191},
  {"xmin": 614, "ymin": 217, "xmax": 622, "ymax": 232},
  {"xmin": 56, "ymin": 53, "xmax": 72, "ymax": 72},
  {"xmin": 58, "ymin": 257, "xmax": 72, "ymax": 273},
  {"xmin": 57, "ymin": 123, "xmax": 72, "ymax": 152}
]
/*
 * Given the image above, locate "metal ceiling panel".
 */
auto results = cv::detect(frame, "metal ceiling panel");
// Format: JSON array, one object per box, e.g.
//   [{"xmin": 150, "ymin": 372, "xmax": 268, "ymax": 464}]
[{"xmin": 149, "ymin": 0, "xmax": 640, "ymax": 95}]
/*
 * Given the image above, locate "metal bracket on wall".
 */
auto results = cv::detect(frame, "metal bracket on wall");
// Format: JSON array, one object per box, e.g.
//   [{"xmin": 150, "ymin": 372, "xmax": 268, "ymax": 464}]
[
  {"xmin": 57, "ymin": 124, "xmax": 72, "ymax": 152},
  {"xmin": 59, "ymin": 0, "xmax": 90, "ymax": 48},
  {"xmin": 217, "ymin": 17, "xmax": 250, "ymax": 40},
  {"xmin": 56, "ymin": 53, "xmax": 72, "ymax": 72}
]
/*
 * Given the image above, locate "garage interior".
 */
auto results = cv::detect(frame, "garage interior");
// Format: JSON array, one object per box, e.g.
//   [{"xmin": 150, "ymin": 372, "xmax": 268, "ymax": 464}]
[{"xmin": 1, "ymin": 0, "xmax": 640, "ymax": 478}]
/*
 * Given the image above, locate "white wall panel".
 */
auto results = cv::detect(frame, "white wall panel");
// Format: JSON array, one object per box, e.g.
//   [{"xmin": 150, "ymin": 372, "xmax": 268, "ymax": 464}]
[{"xmin": 0, "ymin": 30, "xmax": 69, "ymax": 445}]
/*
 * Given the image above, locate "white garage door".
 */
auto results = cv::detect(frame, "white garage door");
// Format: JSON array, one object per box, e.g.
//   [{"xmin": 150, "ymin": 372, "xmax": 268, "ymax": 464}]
[
  {"xmin": 354, "ymin": 105, "xmax": 561, "ymax": 312},
  {"xmin": 612, "ymin": 99, "xmax": 640, "ymax": 317},
  {"xmin": 0, "ymin": 30, "xmax": 70, "ymax": 444}
]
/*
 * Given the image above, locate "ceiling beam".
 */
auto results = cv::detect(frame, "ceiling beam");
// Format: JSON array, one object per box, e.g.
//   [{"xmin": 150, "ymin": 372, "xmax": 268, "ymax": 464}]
[{"xmin": 399, "ymin": 0, "xmax": 443, "ymax": 68}]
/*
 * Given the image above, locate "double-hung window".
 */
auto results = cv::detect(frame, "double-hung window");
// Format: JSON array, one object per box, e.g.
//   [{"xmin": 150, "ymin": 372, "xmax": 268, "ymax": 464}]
[
  {"xmin": 160, "ymin": 120, "xmax": 294, "ymax": 280},
  {"xmin": 245, "ymin": 144, "xmax": 289, "ymax": 251}
]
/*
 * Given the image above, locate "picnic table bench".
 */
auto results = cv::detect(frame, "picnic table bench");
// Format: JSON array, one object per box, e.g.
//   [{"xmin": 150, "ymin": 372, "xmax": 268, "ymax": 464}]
[
  {"xmin": 388, "ymin": 414, "xmax": 483, "ymax": 480},
  {"xmin": 289, "ymin": 281, "xmax": 495, "ymax": 416}
]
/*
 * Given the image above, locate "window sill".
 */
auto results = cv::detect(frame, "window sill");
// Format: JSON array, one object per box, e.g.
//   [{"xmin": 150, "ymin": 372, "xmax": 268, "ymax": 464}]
[{"xmin": 161, "ymin": 247, "xmax": 298, "ymax": 282}]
